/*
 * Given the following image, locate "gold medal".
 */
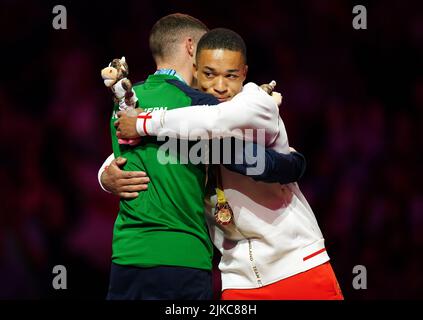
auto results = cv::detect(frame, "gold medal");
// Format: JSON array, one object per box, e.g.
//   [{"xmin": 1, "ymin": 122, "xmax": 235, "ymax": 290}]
[
  {"xmin": 213, "ymin": 165, "xmax": 233, "ymax": 225},
  {"xmin": 214, "ymin": 202, "xmax": 233, "ymax": 225}
]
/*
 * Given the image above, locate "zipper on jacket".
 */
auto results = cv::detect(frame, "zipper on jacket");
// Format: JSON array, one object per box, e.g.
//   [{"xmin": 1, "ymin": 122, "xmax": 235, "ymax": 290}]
[{"xmin": 247, "ymin": 239, "xmax": 263, "ymax": 287}]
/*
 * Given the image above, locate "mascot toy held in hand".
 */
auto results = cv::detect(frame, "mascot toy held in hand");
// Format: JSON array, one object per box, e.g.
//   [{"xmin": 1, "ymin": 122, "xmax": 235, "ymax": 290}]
[
  {"xmin": 101, "ymin": 56, "xmax": 138, "ymax": 110},
  {"xmin": 101, "ymin": 56, "xmax": 140, "ymax": 145}
]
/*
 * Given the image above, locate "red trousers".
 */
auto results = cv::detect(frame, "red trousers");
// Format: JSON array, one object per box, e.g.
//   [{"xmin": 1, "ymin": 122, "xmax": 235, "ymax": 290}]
[{"xmin": 221, "ymin": 262, "xmax": 344, "ymax": 300}]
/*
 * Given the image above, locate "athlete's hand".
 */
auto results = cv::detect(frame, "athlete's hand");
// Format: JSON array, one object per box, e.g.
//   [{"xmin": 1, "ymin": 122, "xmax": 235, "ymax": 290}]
[
  {"xmin": 260, "ymin": 80, "xmax": 282, "ymax": 106},
  {"xmin": 271, "ymin": 91, "xmax": 283, "ymax": 106},
  {"xmin": 101, "ymin": 156, "xmax": 149, "ymax": 199},
  {"xmin": 260, "ymin": 80, "xmax": 277, "ymax": 94},
  {"xmin": 115, "ymin": 108, "xmax": 143, "ymax": 139}
]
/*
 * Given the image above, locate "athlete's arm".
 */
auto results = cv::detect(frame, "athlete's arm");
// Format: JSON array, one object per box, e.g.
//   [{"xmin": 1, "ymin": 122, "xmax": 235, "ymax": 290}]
[
  {"xmin": 98, "ymin": 154, "xmax": 150, "ymax": 199},
  {"xmin": 223, "ymin": 143, "xmax": 306, "ymax": 184},
  {"xmin": 117, "ymin": 82, "xmax": 280, "ymax": 144},
  {"xmin": 207, "ymin": 137, "xmax": 305, "ymax": 184},
  {"xmin": 115, "ymin": 80, "xmax": 303, "ymax": 184}
]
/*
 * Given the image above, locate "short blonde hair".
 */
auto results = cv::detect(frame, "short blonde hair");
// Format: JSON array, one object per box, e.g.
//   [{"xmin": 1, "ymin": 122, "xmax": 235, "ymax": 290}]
[{"xmin": 149, "ymin": 13, "xmax": 208, "ymax": 62}]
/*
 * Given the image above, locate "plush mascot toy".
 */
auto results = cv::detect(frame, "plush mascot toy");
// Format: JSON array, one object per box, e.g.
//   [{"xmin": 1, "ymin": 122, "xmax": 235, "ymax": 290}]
[{"xmin": 101, "ymin": 57, "xmax": 140, "ymax": 145}]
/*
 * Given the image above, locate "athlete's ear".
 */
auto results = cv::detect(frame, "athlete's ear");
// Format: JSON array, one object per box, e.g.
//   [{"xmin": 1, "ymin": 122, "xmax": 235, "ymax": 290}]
[
  {"xmin": 186, "ymin": 37, "xmax": 195, "ymax": 58},
  {"xmin": 193, "ymin": 62, "xmax": 198, "ymax": 80},
  {"xmin": 242, "ymin": 64, "xmax": 248, "ymax": 80}
]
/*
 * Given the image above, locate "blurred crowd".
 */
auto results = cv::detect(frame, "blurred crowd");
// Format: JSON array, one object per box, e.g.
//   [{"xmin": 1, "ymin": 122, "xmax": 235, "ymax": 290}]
[{"xmin": 0, "ymin": 0, "xmax": 422, "ymax": 299}]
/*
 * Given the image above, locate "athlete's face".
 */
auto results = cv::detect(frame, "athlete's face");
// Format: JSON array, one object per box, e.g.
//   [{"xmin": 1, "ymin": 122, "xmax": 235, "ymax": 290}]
[{"xmin": 194, "ymin": 49, "xmax": 248, "ymax": 102}]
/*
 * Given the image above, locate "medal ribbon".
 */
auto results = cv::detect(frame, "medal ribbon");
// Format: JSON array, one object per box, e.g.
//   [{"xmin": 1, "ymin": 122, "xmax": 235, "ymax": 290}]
[
  {"xmin": 215, "ymin": 166, "xmax": 227, "ymax": 205},
  {"xmin": 214, "ymin": 165, "xmax": 233, "ymax": 225}
]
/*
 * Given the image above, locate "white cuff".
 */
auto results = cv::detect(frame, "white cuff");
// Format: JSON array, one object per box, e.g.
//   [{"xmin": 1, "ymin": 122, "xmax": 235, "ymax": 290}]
[
  {"xmin": 98, "ymin": 153, "xmax": 115, "ymax": 193},
  {"xmin": 136, "ymin": 110, "xmax": 163, "ymax": 136}
]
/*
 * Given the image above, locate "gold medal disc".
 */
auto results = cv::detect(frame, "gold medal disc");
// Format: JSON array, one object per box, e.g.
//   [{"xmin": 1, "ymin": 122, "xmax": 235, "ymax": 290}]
[{"xmin": 215, "ymin": 203, "xmax": 233, "ymax": 225}]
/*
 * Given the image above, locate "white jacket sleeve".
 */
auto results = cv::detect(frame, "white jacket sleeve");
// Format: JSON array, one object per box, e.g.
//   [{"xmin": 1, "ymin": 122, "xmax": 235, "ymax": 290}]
[
  {"xmin": 136, "ymin": 82, "xmax": 280, "ymax": 145},
  {"xmin": 97, "ymin": 153, "xmax": 115, "ymax": 193}
]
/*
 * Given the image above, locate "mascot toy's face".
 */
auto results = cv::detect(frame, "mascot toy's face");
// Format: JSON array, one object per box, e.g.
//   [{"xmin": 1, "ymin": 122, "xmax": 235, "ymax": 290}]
[{"xmin": 101, "ymin": 56, "xmax": 129, "ymax": 87}]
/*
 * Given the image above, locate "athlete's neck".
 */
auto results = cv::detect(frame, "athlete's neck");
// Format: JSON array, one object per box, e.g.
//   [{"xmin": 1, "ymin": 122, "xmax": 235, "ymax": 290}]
[{"xmin": 156, "ymin": 63, "xmax": 193, "ymax": 86}]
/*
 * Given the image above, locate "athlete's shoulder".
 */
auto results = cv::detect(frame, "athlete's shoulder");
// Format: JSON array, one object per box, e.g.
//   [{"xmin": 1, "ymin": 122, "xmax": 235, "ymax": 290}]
[
  {"xmin": 133, "ymin": 80, "xmax": 145, "ymax": 89},
  {"xmin": 166, "ymin": 79, "xmax": 219, "ymax": 106}
]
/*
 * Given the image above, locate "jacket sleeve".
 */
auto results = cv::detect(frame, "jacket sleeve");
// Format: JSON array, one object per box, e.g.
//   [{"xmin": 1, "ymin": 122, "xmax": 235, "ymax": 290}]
[
  {"xmin": 136, "ymin": 82, "xmax": 280, "ymax": 145},
  {"xmin": 223, "ymin": 141, "xmax": 306, "ymax": 184},
  {"xmin": 97, "ymin": 153, "xmax": 115, "ymax": 193}
]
